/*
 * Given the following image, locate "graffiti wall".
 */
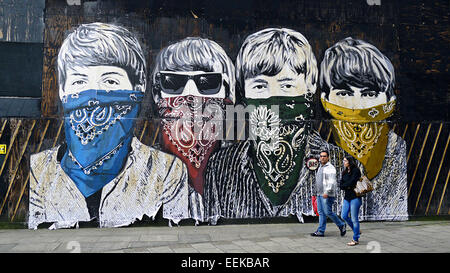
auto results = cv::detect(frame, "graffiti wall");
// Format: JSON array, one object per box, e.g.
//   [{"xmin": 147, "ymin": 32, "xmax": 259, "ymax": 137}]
[{"xmin": 0, "ymin": 0, "xmax": 448, "ymax": 229}]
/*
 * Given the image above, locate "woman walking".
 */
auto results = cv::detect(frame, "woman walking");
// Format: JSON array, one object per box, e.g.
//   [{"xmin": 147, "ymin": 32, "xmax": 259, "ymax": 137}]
[{"xmin": 340, "ymin": 156, "xmax": 362, "ymax": 246}]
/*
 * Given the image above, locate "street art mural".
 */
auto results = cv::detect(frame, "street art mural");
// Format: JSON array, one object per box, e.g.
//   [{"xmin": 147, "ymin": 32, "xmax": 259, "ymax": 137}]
[
  {"xmin": 28, "ymin": 23, "xmax": 202, "ymax": 229},
  {"xmin": 26, "ymin": 25, "xmax": 409, "ymax": 229},
  {"xmin": 152, "ymin": 37, "xmax": 235, "ymax": 198},
  {"xmin": 0, "ymin": 1, "xmax": 444, "ymax": 229},
  {"xmin": 0, "ymin": 0, "xmax": 450, "ymax": 229},
  {"xmin": 203, "ymin": 28, "xmax": 344, "ymax": 223},
  {"xmin": 319, "ymin": 37, "xmax": 408, "ymax": 220}
]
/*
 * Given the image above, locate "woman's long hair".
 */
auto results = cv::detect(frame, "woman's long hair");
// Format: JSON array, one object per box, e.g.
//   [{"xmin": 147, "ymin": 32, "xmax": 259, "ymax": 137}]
[{"xmin": 342, "ymin": 155, "xmax": 357, "ymax": 176}]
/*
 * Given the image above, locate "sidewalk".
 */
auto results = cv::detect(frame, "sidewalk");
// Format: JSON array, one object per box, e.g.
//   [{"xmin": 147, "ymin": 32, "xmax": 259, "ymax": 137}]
[{"xmin": 0, "ymin": 220, "xmax": 449, "ymax": 253}]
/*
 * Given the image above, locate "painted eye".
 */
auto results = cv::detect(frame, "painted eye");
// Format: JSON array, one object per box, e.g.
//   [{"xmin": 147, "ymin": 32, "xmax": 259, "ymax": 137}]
[
  {"xmin": 104, "ymin": 79, "xmax": 119, "ymax": 85},
  {"xmin": 361, "ymin": 91, "xmax": 378, "ymax": 98},
  {"xmin": 336, "ymin": 91, "xmax": 352, "ymax": 97},
  {"xmin": 72, "ymin": 80, "xmax": 85, "ymax": 86}
]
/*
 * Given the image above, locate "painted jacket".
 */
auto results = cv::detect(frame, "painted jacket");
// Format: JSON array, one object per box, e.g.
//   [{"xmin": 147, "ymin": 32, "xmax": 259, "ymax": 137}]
[
  {"xmin": 203, "ymin": 130, "xmax": 408, "ymax": 223},
  {"xmin": 28, "ymin": 137, "xmax": 203, "ymax": 229},
  {"xmin": 357, "ymin": 130, "xmax": 408, "ymax": 221},
  {"xmin": 203, "ymin": 131, "xmax": 344, "ymax": 225}
]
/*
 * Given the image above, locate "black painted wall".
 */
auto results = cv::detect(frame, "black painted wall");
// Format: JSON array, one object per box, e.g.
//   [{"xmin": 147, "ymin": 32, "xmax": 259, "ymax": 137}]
[
  {"xmin": 0, "ymin": 0, "xmax": 44, "ymax": 116},
  {"xmin": 0, "ymin": 0, "xmax": 448, "ymax": 222}
]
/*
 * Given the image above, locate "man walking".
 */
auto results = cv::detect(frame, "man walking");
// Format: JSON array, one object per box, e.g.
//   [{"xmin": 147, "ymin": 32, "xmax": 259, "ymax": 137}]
[{"xmin": 311, "ymin": 150, "xmax": 346, "ymax": 237}]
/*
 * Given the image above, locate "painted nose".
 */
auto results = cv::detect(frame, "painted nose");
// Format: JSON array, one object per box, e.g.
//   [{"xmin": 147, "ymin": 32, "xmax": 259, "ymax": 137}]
[
  {"xmin": 182, "ymin": 79, "xmax": 200, "ymax": 96},
  {"xmin": 83, "ymin": 81, "xmax": 102, "ymax": 91}
]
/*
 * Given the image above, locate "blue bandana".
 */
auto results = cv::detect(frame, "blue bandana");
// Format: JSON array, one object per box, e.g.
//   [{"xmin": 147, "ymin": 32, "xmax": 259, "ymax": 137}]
[{"xmin": 60, "ymin": 89, "xmax": 144, "ymax": 197}]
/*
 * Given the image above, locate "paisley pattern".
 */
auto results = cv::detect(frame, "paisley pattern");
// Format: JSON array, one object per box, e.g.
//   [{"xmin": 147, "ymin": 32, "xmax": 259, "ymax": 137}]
[
  {"xmin": 333, "ymin": 121, "xmax": 385, "ymax": 159},
  {"xmin": 250, "ymin": 105, "xmax": 280, "ymax": 144},
  {"xmin": 203, "ymin": 131, "xmax": 344, "ymax": 224},
  {"xmin": 250, "ymin": 106, "xmax": 307, "ymax": 194},
  {"xmin": 331, "ymin": 119, "xmax": 390, "ymax": 179},
  {"xmin": 61, "ymin": 89, "xmax": 143, "ymax": 197},
  {"xmin": 322, "ymin": 97, "xmax": 394, "ymax": 179},
  {"xmin": 158, "ymin": 96, "xmax": 224, "ymax": 169},
  {"xmin": 244, "ymin": 96, "xmax": 312, "ymax": 206},
  {"xmin": 69, "ymin": 102, "xmax": 132, "ymax": 145}
]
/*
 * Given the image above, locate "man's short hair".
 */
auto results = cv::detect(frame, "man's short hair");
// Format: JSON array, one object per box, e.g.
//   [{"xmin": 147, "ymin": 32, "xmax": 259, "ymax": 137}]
[
  {"xmin": 57, "ymin": 22, "xmax": 147, "ymax": 92},
  {"xmin": 320, "ymin": 150, "xmax": 329, "ymax": 157},
  {"xmin": 320, "ymin": 37, "xmax": 395, "ymax": 100},
  {"xmin": 151, "ymin": 37, "xmax": 236, "ymax": 103},
  {"xmin": 235, "ymin": 28, "xmax": 318, "ymax": 99}
]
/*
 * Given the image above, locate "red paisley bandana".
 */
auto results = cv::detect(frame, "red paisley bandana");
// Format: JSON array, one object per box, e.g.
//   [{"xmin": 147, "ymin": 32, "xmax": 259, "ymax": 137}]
[{"xmin": 158, "ymin": 96, "xmax": 224, "ymax": 195}]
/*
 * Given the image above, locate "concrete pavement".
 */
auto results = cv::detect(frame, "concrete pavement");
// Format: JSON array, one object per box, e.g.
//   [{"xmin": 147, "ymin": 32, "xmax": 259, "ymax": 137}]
[{"xmin": 0, "ymin": 220, "xmax": 449, "ymax": 253}]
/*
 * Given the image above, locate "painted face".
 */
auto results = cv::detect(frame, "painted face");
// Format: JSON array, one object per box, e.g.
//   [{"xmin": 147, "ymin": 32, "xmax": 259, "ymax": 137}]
[
  {"xmin": 244, "ymin": 66, "xmax": 308, "ymax": 99},
  {"xmin": 60, "ymin": 65, "xmax": 133, "ymax": 100},
  {"xmin": 327, "ymin": 85, "xmax": 387, "ymax": 109},
  {"xmin": 158, "ymin": 70, "xmax": 227, "ymax": 99},
  {"xmin": 157, "ymin": 69, "xmax": 227, "ymax": 195}
]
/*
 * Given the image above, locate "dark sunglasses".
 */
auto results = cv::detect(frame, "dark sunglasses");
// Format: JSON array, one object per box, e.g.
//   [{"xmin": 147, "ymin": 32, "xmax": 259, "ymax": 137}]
[{"xmin": 156, "ymin": 71, "xmax": 223, "ymax": 95}]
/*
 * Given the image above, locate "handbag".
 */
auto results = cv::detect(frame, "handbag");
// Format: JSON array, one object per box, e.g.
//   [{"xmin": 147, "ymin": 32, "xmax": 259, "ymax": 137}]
[
  {"xmin": 354, "ymin": 176, "xmax": 374, "ymax": 197},
  {"xmin": 311, "ymin": 196, "xmax": 319, "ymax": 216}
]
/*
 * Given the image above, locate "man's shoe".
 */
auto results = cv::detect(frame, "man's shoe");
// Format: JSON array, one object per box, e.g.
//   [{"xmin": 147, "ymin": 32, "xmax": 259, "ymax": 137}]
[
  {"xmin": 339, "ymin": 224, "xmax": 347, "ymax": 237},
  {"xmin": 310, "ymin": 231, "xmax": 324, "ymax": 237}
]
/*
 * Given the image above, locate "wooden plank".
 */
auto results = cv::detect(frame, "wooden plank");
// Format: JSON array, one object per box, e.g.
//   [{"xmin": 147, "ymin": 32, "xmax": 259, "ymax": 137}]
[
  {"xmin": 0, "ymin": 120, "xmax": 21, "ymax": 179},
  {"xmin": 407, "ymin": 123, "xmax": 420, "ymax": 164},
  {"xmin": 0, "ymin": 120, "xmax": 35, "ymax": 215},
  {"xmin": 11, "ymin": 119, "xmax": 50, "ymax": 221},
  {"xmin": 408, "ymin": 123, "xmax": 431, "ymax": 196},
  {"xmin": 437, "ymin": 169, "xmax": 450, "ymax": 215},
  {"xmin": 414, "ymin": 123, "xmax": 442, "ymax": 214},
  {"xmin": 425, "ymin": 130, "xmax": 449, "ymax": 215}
]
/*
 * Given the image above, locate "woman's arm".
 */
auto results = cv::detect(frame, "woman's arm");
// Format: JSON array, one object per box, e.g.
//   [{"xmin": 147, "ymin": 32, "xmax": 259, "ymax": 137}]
[{"xmin": 348, "ymin": 167, "xmax": 361, "ymax": 189}]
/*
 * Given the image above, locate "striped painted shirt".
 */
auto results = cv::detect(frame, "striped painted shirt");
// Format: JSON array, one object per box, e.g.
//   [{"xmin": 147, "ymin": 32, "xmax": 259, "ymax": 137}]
[{"xmin": 203, "ymin": 132, "xmax": 342, "ymax": 225}]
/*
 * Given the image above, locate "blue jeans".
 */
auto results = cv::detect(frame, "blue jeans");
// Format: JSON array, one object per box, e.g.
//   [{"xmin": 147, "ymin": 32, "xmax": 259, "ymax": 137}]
[
  {"xmin": 316, "ymin": 195, "xmax": 345, "ymax": 234},
  {"xmin": 341, "ymin": 197, "xmax": 362, "ymax": 241}
]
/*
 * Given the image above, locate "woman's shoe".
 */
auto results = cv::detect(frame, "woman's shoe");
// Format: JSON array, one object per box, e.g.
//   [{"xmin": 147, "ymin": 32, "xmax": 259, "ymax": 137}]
[{"xmin": 347, "ymin": 240, "xmax": 359, "ymax": 246}]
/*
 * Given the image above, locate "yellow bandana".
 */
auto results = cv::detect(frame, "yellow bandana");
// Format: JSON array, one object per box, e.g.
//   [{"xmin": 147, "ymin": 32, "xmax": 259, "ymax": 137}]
[{"xmin": 321, "ymin": 98, "xmax": 396, "ymax": 179}]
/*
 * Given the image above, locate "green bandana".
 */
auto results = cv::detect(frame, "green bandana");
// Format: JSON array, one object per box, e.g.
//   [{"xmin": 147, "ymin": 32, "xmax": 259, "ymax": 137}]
[{"xmin": 244, "ymin": 95, "xmax": 312, "ymax": 206}]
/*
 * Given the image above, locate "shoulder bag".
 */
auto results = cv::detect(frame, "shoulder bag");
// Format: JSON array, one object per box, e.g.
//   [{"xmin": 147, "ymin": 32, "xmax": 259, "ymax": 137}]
[{"xmin": 354, "ymin": 176, "xmax": 374, "ymax": 197}]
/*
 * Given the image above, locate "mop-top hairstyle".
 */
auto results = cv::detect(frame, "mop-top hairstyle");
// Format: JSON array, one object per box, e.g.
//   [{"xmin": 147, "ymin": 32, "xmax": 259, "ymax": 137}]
[
  {"xmin": 320, "ymin": 37, "xmax": 395, "ymax": 101},
  {"xmin": 235, "ymin": 28, "xmax": 318, "ymax": 97},
  {"xmin": 151, "ymin": 37, "xmax": 236, "ymax": 103},
  {"xmin": 57, "ymin": 22, "xmax": 147, "ymax": 92}
]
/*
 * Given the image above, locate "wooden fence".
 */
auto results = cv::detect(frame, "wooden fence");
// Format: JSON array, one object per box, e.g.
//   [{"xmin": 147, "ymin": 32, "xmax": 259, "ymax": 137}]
[{"xmin": 0, "ymin": 118, "xmax": 448, "ymax": 222}]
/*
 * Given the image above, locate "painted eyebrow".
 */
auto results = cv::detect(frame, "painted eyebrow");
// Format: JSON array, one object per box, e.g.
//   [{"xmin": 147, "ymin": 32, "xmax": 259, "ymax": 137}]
[
  {"xmin": 68, "ymin": 73, "xmax": 88, "ymax": 77},
  {"xmin": 333, "ymin": 83, "xmax": 354, "ymax": 93},
  {"xmin": 277, "ymin": 77, "xmax": 295, "ymax": 82},
  {"xmin": 360, "ymin": 88, "xmax": 378, "ymax": 93},
  {"xmin": 250, "ymin": 79, "xmax": 268, "ymax": 84},
  {"xmin": 101, "ymin": 72, "xmax": 125, "ymax": 77}
]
